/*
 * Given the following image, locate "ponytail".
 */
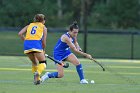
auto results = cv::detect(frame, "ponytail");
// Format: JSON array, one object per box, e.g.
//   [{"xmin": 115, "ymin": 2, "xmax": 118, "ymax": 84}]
[{"xmin": 69, "ymin": 21, "xmax": 79, "ymax": 31}]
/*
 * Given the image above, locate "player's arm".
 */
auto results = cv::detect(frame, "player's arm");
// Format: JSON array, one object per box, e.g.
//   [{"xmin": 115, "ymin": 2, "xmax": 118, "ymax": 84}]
[
  {"xmin": 62, "ymin": 35, "xmax": 92, "ymax": 59},
  {"xmin": 18, "ymin": 25, "xmax": 28, "ymax": 41},
  {"xmin": 42, "ymin": 26, "xmax": 47, "ymax": 51},
  {"xmin": 73, "ymin": 37, "xmax": 82, "ymax": 51}
]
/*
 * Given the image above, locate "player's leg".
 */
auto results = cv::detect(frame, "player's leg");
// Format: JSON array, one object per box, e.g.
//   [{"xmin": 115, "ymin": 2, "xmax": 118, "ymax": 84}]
[
  {"xmin": 50, "ymin": 63, "xmax": 64, "ymax": 78},
  {"xmin": 34, "ymin": 52, "xmax": 47, "ymax": 75},
  {"xmin": 41, "ymin": 62, "xmax": 64, "ymax": 82},
  {"xmin": 26, "ymin": 53, "xmax": 38, "ymax": 73},
  {"xmin": 66, "ymin": 53, "xmax": 88, "ymax": 84},
  {"xmin": 26, "ymin": 53, "xmax": 40, "ymax": 85}
]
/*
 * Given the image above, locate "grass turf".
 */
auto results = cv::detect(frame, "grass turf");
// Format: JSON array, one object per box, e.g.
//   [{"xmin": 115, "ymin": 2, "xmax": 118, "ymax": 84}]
[{"xmin": 0, "ymin": 56, "xmax": 140, "ymax": 93}]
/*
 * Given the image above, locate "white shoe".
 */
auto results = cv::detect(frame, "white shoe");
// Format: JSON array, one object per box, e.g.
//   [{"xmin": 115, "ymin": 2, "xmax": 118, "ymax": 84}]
[
  {"xmin": 41, "ymin": 72, "xmax": 50, "ymax": 83},
  {"xmin": 80, "ymin": 79, "xmax": 88, "ymax": 84}
]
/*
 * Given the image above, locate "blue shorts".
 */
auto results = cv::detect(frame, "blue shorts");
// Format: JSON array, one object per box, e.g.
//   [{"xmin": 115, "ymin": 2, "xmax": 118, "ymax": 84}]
[
  {"xmin": 53, "ymin": 50, "xmax": 72, "ymax": 62},
  {"xmin": 24, "ymin": 40, "xmax": 43, "ymax": 54}
]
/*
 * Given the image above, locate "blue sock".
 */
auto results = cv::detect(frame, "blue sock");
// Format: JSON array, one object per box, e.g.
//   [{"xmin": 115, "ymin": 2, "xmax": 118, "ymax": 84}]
[
  {"xmin": 48, "ymin": 72, "xmax": 58, "ymax": 78},
  {"xmin": 76, "ymin": 64, "xmax": 84, "ymax": 80}
]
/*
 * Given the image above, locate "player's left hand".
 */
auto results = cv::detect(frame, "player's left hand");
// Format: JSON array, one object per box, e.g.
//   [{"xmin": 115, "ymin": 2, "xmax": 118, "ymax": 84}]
[{"xmin": 86, "ymin": 54, "xmax": 92, "ymax": 60}]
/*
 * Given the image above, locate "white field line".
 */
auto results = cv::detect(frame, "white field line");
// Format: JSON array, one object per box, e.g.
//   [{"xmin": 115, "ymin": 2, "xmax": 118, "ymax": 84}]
[{"xmin": 0, "ymin": 67, "xmax": 140, "ymax": 75}]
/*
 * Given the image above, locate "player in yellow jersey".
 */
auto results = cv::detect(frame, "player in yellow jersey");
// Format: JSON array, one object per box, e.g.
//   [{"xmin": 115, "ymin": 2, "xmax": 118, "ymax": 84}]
[{"xmin": 18, "ymin": 14, "xmax": 47, "ymax": 85}]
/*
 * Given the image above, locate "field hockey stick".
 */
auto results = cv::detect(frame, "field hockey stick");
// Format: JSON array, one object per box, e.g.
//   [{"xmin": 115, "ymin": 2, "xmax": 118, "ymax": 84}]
[
  {"xmin": 78, "ymin": 50, "xmax": 105, "ymax": 71},
  {"xmin": 79, "ymin": 50, "xmax": 105, "ymax": 71},
  {"xmin": 45, "ymin": 54, "xmax": 69, "ymax": 68},
  {"xmin": 91, "ymin": 58, "xmax": 105, "ymax": 71}
]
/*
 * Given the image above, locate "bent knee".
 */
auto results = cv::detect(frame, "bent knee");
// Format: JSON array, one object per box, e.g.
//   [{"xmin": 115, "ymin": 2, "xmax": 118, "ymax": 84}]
[{"xmin": 58, "ymin": 74, "xmax": 64, "ymax": 78}]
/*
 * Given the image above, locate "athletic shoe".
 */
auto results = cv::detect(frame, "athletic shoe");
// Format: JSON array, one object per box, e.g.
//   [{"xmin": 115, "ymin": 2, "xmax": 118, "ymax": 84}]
[
  {"xmin": 41, "ymin": 72, "xmax": 50, "ymax": 83},
  {"xmin": 80, "ymin": 79, "xmax": 88, "ymax": 84},
  {"xmin": 34, "ymin": 71, "xmax": 41, "ymax": 85}
]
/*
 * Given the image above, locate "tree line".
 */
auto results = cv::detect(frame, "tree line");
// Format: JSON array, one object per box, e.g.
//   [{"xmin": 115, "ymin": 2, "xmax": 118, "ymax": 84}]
[{"xmin": 0, "ymin": 0, "xmax": 140, "ymax": 30}]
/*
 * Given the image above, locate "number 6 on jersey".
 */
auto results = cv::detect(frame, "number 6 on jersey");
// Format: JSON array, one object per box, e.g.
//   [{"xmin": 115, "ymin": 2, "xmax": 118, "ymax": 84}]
[{"xmin": 31, "ymin": 26, "xmax": 37, "ymax": 35}]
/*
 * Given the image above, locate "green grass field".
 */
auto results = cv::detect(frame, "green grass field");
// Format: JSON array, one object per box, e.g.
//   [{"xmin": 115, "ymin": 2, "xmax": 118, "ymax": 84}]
[{"xmin": 0, "ymin": 56, "xmax": 140, "ymax": 93}]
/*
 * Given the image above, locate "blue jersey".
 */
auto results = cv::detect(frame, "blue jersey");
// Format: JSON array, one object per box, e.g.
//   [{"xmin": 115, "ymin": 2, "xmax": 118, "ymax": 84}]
[{"xmin": 53, "ymin": 32, "xmax": 74, "ymax": 61}]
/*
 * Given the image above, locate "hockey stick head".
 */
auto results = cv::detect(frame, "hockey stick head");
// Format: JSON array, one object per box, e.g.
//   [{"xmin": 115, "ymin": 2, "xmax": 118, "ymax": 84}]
[
  {"xmin": 91, "ymin": 58, "xmax": 105, "ymax": 71},
  {"xmin": 102, "ymin": 68, "xmax": 105, "ymax": 71},
  {"xmin": 63, "ymin": 63, "xmax": 69, "ymax": 68}
]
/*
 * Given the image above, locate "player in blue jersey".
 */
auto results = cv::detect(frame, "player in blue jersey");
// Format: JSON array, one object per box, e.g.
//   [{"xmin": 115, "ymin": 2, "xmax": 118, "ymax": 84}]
[{"xmin": 41, "ymin": 21, "xmax": 93, "ymax": 84}]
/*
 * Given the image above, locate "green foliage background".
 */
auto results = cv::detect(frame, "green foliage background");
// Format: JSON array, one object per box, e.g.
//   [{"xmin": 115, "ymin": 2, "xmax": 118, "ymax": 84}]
[{"xmin": 0, "ymin": 0, "xmax": 140, "ymax": 29}]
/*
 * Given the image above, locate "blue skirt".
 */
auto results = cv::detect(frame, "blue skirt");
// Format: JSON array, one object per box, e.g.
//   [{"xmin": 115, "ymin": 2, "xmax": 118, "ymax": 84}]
[
  {"xmin": 24, "ymin": 40, "xmax": 43, "ymax": 54},
  {"xmin": 53, "ymin": 49, "xmax": 72, "ymax": 62}
]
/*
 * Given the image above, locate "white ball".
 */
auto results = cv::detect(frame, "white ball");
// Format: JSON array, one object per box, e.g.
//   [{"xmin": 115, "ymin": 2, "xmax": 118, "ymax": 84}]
[{"xmin": 90, "ymin": 80, "xmax": 95, "ymax": 84}]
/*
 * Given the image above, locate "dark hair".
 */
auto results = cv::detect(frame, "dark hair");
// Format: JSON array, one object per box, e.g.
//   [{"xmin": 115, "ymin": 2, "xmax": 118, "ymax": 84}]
[
  {"xmin": 69, "ymin": 21, "xmax": 79, "ymax": 31},
  {"xmin": 34, "ymin": 14, "xmax": 45, "ymax": 22}
]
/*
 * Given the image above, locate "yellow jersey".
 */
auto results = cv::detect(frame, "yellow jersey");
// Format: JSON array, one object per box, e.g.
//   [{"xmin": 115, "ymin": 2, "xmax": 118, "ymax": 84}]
[{"xmin": 25, "ymin": 22, "xmax": 45, "ymax": 40}]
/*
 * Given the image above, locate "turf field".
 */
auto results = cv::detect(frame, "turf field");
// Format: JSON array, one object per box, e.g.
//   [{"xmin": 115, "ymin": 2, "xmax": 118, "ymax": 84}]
[{"xmin": 0, "ymin": 56, "xmax": 140, "ymax": 93}]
